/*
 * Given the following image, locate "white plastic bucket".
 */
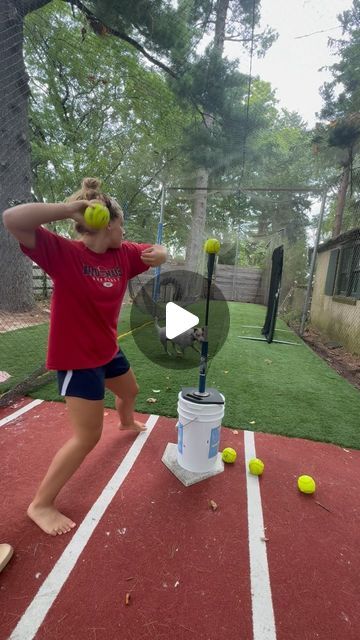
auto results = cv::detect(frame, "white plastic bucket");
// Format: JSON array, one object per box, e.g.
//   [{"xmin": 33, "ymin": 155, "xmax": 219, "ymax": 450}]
[{"xmin": 177, "ymin": 391, "xmax": 225, "ymax": 473}]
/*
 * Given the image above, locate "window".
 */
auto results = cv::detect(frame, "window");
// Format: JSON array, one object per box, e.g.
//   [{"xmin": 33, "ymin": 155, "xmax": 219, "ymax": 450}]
[
  {"xmin": 350, "ymin": 245, "xmax": 360, "ymax": 298},
  {"xmin": 336, "ymin": 246, "xmax": 353, "ymax": 295},
  {"xmin": 324, "ymin": 249, "xmax": 339, "ymax": 296},
  {"xmin": 335, "ymin": 243, "xmax": 360, "ymax": 299}
]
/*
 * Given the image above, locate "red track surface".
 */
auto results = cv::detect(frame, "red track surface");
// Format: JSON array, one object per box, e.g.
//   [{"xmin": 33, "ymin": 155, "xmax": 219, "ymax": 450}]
[{"xmin": 1, "ymin": 400, "xmax": 359, "ymax": 640}]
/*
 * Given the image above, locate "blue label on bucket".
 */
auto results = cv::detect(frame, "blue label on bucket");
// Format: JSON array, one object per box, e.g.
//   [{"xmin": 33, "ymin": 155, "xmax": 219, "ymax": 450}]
[
  {"xmin": 178, "ymin": 423, "xmax": 184, "ymax": 454},
  {"xmin": 208, "ymin": 426, "xmax": 220, "ymax": 458}
]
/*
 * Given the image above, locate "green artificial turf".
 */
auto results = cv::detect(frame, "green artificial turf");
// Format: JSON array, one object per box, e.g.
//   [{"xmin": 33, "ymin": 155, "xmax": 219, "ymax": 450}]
[
  {"xmin": 2, "ymin": 302, "xmax": 360, "ymax": 449},
  {"xmin": 0, "ymin": 323, "xmax": 48, "ymax": 391}
]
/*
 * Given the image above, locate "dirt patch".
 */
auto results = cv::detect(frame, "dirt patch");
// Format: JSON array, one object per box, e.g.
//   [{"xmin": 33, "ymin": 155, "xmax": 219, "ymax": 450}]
[
  {"xmin": 301, "ymin": 325, "xmax": 360, "ymax": 391},
  {"xmin": 0, "ymin": 299, "xmax": 132, "ymax": 334},
  {"xmin": 0, "ymin": 302, "xmax": 50, "ymax": 333}
]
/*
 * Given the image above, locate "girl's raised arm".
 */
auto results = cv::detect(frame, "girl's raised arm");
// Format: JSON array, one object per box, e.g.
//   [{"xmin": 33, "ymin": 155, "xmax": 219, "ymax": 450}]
[{"xmin": 3, "ymin": 200, "xmax": 89, "ymax": 249}]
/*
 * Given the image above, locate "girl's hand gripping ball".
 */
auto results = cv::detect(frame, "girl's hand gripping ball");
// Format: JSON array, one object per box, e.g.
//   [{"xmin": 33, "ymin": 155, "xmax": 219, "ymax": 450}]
[
  {"xmin": 222, "ymin": 447, "xmax": 237, "ymax": 463},
  {"xmin": 248, "ymin": 458, "xmax": 264, "ymax": 475},
  {"xmin": 297, "ymin": 475, "xmax": 316, "ymax": 494},
  {"xmin": 84, "ymin": 203, "xmax": 110, "ymax": 229}
]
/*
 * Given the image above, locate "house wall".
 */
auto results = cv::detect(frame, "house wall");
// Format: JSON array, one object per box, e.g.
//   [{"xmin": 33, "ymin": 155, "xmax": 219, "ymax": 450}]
[{"xmin": 311, "ymin": 251, "xmax": 360, "ymax": 354}]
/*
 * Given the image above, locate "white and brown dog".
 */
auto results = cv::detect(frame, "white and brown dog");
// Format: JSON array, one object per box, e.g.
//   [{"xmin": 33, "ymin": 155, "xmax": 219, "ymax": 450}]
[{"xmin": 154, "ymin": 318, "xmax": 204, "ymax": 356}]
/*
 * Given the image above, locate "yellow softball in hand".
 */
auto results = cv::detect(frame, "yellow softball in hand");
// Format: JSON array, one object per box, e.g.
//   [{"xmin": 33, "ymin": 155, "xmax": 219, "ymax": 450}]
[{"xmin": 84, "ymin": 203, "xmax": 110, "ymax": 229}]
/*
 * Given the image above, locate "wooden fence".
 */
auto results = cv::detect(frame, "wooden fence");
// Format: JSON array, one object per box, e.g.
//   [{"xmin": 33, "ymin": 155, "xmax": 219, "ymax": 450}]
[
  {"xmin": 213, "ymin": 263, "xmax": 264, "ymax": 303},
  {"xmin": 33, "ymin": 262, "xmax": 265, "ymax": 304},
  {"xmin": 32, "ymin": 265, "xmax": 52, "ymax": 299},
  {"xmin": 126, "ymin": 262, "xmax": 265, "ymax": 304}
]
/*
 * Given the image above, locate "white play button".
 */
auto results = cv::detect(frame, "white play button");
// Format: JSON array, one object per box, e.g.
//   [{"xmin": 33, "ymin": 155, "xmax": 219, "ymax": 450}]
[{"xmin": 165, "ymin": 302, "xmax": 199, "ymax": 340}]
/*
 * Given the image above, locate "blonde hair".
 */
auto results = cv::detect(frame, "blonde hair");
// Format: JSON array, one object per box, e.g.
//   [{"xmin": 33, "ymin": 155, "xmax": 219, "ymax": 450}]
[{"xmin": 67, "ymin": 177, "xmax": 123, "ymax": 234}]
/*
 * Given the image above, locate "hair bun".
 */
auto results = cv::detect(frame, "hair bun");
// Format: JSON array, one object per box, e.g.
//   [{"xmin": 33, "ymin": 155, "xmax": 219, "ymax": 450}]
[{"xmin": 82, "ymin": 177, "xmax": 101, "ymax": 190}]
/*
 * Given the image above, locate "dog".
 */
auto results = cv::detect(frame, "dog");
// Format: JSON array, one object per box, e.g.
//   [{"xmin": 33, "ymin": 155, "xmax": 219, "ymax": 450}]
[{"xmin": 154, "ymin": 318, "xmax": 205, "ymax": 356}]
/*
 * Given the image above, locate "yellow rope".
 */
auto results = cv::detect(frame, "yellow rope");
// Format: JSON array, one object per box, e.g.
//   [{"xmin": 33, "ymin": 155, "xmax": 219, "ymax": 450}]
[{"xmin": 117, "ymin": 320, "xmax": 153, "ymax": 340}]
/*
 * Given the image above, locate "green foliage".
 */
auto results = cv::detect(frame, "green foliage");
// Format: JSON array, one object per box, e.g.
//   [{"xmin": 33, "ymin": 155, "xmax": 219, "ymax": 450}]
[
  {"xmin": 22, "ymin": 0, "xmax": 318, "ymax": 261},
  {"xmin": 319, "ymin": 1, "xmax": 360, "ymax": 120},
  {"xmin": 237, "ymin": 239, "xmax": 267, "ymax": 267},
  {"xmin": 218, "ymin": 242, "xmax": 237, "ymax": 265},
  {"xmin": 87, "ymin": 0, "xmax": 196, "ymax": 60},
  {"xmin": 25, "ymin": 1, "xmax": 189, "ymax": 242},
  {"xmin": 315, "ymin": 3, "xmax": 360, "ymax": 181},
  {"xmin": 238, "ymin": 109, "xmax": 315, "ymax": 242},
  {"xmin": 328, "ymin": 119, "xmax": 360, "ymax": 149},
  {"xmin": 320, "ymin": 168, "xmax": 360, "ymax": 237}
]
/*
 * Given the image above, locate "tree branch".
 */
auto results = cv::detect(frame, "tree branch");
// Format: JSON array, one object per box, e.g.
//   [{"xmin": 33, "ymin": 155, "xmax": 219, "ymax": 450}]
[
  {"xmin": 225, "ymin": 34, "xmax": 262, "ymax": 42},
  {"xmin": 64, "ymin": 0, "xmax": 178, "ymax": 79},
  {"xmin": 25, "ymin": 0, "xmax": 206, "ymax": 123},
  {"xmin": 126, "ymin": 159, "xmax": 173, "ymax": 209},
  {"xmin": 23, "ymin": 0, "xmax": 52, "ymax": 15}
]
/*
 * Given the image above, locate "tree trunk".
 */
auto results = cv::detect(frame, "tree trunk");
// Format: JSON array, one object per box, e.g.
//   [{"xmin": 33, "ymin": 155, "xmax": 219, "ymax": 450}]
[
  {"xmin": 332, "ymin": 162, "xmax": 350, "ymax": 238},
  {"xmin": 214, "ymin": 0, "xmax": 230, "ymax": 53},
  {"xmin": 185, "ymin": 0, "xmax": 229, "ymax": 273},
  {"xmin": 186, "ymin": 167, "xmax": 209, "ymax": 272},
  {"xmin": 0, "ymin": 0, "xmax": 35, "ymax": 311},
  {"xmin": 257, "ymin": 217, "xmax": 269, "ymax": 236}
]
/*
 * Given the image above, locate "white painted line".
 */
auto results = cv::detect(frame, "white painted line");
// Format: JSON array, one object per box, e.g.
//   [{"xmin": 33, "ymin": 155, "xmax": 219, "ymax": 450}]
[
  {"xmin": 239, "ymin": 325, "xmax": 293, "ymax": 333},
  {"xmin": 9, "ymin": 414, "xmax": 159, "ymax": 640},
  {"xmin": 0, "ymin": 399, "xmax": 44, "ymax": 428},
  {"xmin": 244, "ymin": 430, "xmax": 277, "ymax": 640}
]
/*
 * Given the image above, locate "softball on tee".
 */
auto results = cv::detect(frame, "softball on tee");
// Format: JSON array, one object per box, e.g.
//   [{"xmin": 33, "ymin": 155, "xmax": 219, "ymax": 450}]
[
  {"xmin": 204, "ymin": 238, "xmax": 221, "ymax": 254},
  {"xmin": 248, "ymin": 458, "xmax": 264, "ymax": 475},
  {"xmin": 222, "ymin": 447, "xmax": 237, "ymax": 463},
  {"xmin": 84, "ymin": 203, "xmax": 110, "ymax": 229},
  {"xmin": 297, "ymin": 475, "xmax": 316, "ymax": 494}
]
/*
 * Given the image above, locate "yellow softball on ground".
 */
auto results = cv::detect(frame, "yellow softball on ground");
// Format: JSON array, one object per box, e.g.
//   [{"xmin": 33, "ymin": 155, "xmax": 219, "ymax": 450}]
[
  {"xmin": 222, "ymin": 447, "xmax": 237, "ymax": 463},
  {"xmin": 204, "ymin": 238, "xmax": 221, "ymax": 254},
  {"xmin": 248, "ymin": 458, "xmax": 265, "ymax": 475},
  {"xmin": 297, "ymin": 475, "xmax": 316, "ymax": 494},
  {"xmin": 84, "ymin": 203, "xmax": 110, "ymax": 229}
]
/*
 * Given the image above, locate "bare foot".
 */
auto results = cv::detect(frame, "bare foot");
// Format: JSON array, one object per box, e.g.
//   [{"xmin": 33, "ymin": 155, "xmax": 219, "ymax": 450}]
[
  {"xmin": 118, "ymin": 420, "xmax": 147, "ymax": 433},
  {"xmin": 27, "ymin": 503, "xmax": 76, "ymax": 536}
]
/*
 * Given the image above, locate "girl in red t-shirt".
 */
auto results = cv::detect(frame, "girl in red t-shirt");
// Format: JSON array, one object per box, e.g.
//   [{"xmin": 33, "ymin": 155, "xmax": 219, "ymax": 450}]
[{"xmin": 3, "ymin": 177, "xmax": 167, "ymax": 537}]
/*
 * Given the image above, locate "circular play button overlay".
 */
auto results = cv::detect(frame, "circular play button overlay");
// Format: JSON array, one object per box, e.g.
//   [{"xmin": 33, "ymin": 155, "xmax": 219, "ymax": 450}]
[{"xmin": 129, "ymin": 269, "xmax": 230, "ymax": 370}]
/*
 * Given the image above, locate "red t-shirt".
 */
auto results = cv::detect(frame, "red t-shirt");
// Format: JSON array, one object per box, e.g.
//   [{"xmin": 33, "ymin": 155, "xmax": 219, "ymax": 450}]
[{"xmin": 21, "ymin": 227, "xmax": 151, "ymax": 370}]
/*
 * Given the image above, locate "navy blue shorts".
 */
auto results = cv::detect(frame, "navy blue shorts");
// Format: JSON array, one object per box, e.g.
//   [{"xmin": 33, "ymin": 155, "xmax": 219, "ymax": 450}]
[{"xmin": 57, "ymin": 350, "xmax": 130, "ymax": 401}]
